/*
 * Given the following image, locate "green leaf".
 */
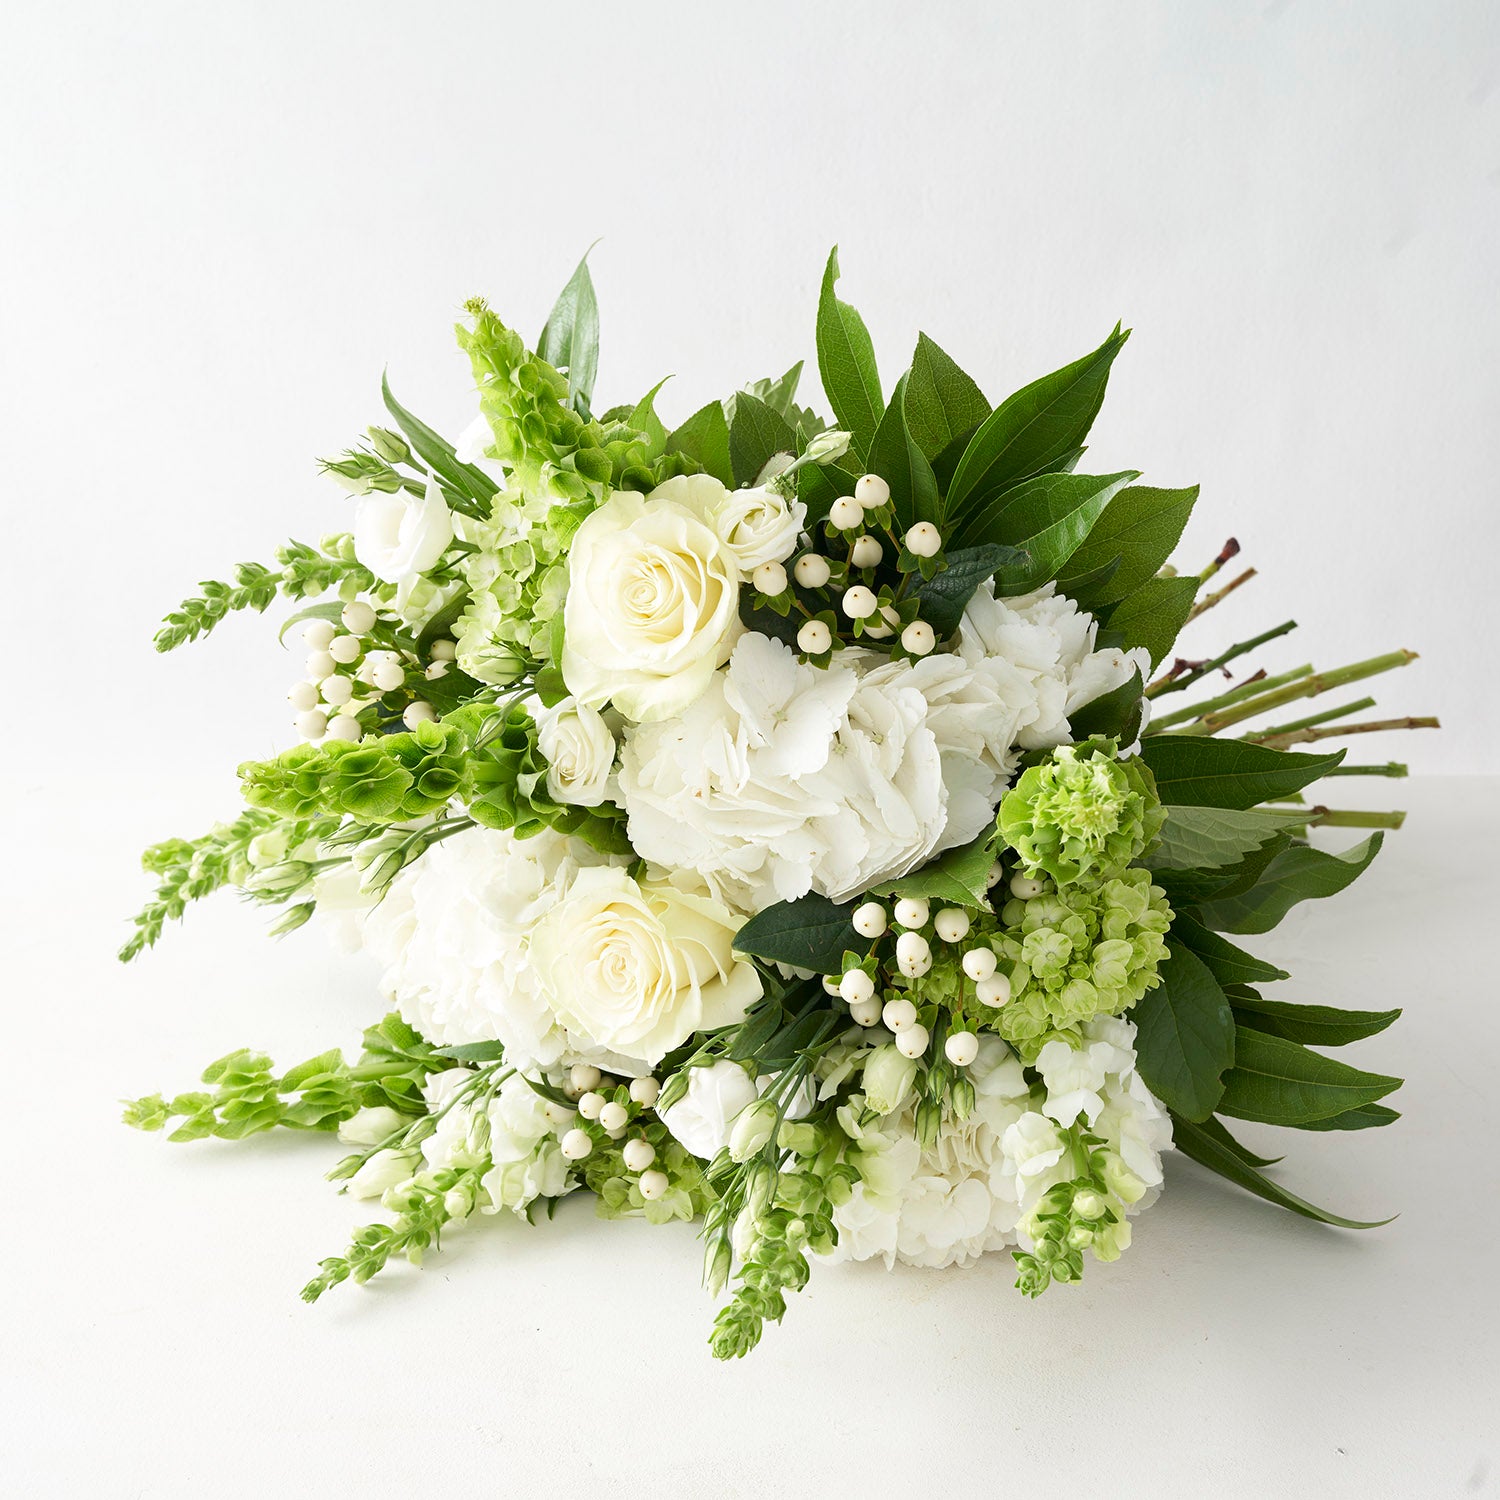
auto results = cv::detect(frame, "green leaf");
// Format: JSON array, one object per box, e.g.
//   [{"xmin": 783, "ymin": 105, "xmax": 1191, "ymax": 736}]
[
  {"xmin": 436, "ymin": 1041, "xmax": 508, "ymax": 1063},
  {"xmin": 961, "ymin": 470, "xmax": 1138, "ymax": 586},
  {"xmin": 1130, "ymin": 939, "xmax": 1235, "ymax": 1121},
  {"xmin": 1139, "ymin": 737, "xmax": 1347, "ymax": 809},
  {"xmin": 628, "ymin": 378, "xmax": 671, "ymax": 456},
  {"xmin": 907, "ymin": 542, "xmax": 1030, "ymax": 637},
  {"xmin": 945, "ymin": 326, "xmax": 1130, "ymax": 524},
  {"xmin": 1171, "ymin": 914, "xmax": 1289, "ymax": 987},
  {"xmin": 1218, "ymin": 1025, "xmax": 1401, "ymax": 1125},
  {"xmin": 796, "ymin": 460, "xmax": 855, "ymax": 527},
  {"xmin": 872, "ymin": 833, "xmax": 996, "ymax": 908},
  {"xmin": 815, "ymin": 247, "xmax": 884, "ymax": 460},
  {"xmin": 1146, "ymin": 805, "xmax": 1309, "ymax": 873},
  {"xmin": 538, "ymin": 251, "xmax": 600, "ymax": 415},
  {"xmin": 733, "ymin": 892, "xmax": 873, "ymax": 973},
  {"xmin": 666, "ymin": 401, "xmax": 734, "ymax": 487},
  {"xmin": 277, "ymin": 600, "xmax": 346, "ymax": 646},
  {"xmin": 865, "ymin": 374, "xmax": 941, "ymax": 525},
  {"xmin": 1068, "ymin": 668, "xmax": 1144, "ymax": 744},
  {"xmin": 1105, "ymin": 575, "xmax": 1199, "ymax": 669},
  {"xmin": 1293, "ymin": 1102, "xmax": 1401, "ymax": 1132},
  {"xmin": 743, "ymin": 361, "xmax": 805, "ymax": 421},
  {"xmin": 1188, "ymin": 1113, "xmax": 1283, "ymax": 1167},
  {"xmin": 1172, "ymin": 1114, "xmax": 1392, "ymax": 1228},
  {"xmin": 1230, "ymin": 993, "xmax": 1401, "ymax": 1047},
  {"xmin": 728, "ymin": 392, "xmax": 797, "ymax": 488},
  {"xmin": 1198, "ymin": 833, "xmax": 1383, "ymax": 935},
  {"xmin": 1055, "ymin": 554, "xmax": 1123, "ymax": 610},
  {"xmin": 904, "ymin": 333, "xmax": 989, "ymax": 463},
  {"xmin": 1056, "ymin": 485, "xmax": 1199, "ymax": 607},
  {"xmin": 1152, "ymin": 832, "xmax": 1296, "ymax": 907},
  {"xmin": 381, "ymin": 374, "xmax": 498, "ymax": 504}
]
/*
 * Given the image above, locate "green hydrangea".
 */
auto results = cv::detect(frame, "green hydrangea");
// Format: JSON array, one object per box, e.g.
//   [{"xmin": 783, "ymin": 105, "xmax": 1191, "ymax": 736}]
[
  {"xmin": 986, "ymin": 867, "xmax": 1173, "ymax": 1059},
  {"xmin": 997, "ymin": 745, "xmax": 1164, "ymax": 886}
]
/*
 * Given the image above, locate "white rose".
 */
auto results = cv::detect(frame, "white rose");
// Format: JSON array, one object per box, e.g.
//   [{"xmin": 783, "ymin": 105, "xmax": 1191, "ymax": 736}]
[
  {"xmin": 353, "ymin": 481, "xmax": 454, "ymax": 584},
  {"xmin": 658, "ymin": 472, "xmax": 806, "ymax": 572},
  {"xmin": 535, "ymin": 696, "xmax": 618, "ymax": 806},
  {"xmin": 659, "ymin": 1059, "xmax": 759, "ymax": 1160},
  {"xmin": 529, "ymin": 866, "xmax": 763, "ymax": 1070},
  {"xmin": 561, "ymin": 487, "xmax": 742, "ymax": 723}
]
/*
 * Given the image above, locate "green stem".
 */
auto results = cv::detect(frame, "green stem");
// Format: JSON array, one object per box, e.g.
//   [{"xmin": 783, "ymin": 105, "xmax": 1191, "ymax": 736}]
[
  {"xmin": 1323, "ymin": 762, "xmax": 1409, "ymax": 778},
  {"xmin": 1149, "ymin": 663, "xmax": 1313, "ymax": 730},
  {"xmin": 1304, "ymin": 808, "xmax": 1408, "ymax": 830},
  {"xmin": 1255, "ymin": 715, "xmax": 1439, "ymax": 750},
  {"xmin": 1243, "ymin": 696, "xmax": 1376, "ymax": 741},
  {"xmin": 1146, "ymin": 619, "xmax": 1298, "ymax": 699}
]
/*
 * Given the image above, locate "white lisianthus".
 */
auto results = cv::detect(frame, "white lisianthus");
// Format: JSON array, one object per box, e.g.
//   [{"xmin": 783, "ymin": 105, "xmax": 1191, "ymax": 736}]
[
  {"xmin": 347, "ymin": 1146, "xmax": 421, "ymax": 1200},
  {"xmin": 353, "ymin": 480, "xmax": 454, "ymax": 585},
  {"xmin": 454, "ymin": 414, "xmax": 494, "ymax": 465},
  {"xmin": 535, "ymin": 696, "xmax": 618, "ymax": 806},
  {"xmin": 337, "ymin": 1105, "xmax": 408, "ymax": 1148},
  {"xmin": 659, "ymin": 472, "xmax": 806, "ymax": 571},
  {"xmin": 530, "ymin": 866, "xmax": 763, "ymax": 1071},
  {"xmin": 659, "ymin": 1059, "xmax": 760, "ymax": 1159},
  {"xmin": 561, "ymin": 485, "xmax": 742, "ymax": 723}
]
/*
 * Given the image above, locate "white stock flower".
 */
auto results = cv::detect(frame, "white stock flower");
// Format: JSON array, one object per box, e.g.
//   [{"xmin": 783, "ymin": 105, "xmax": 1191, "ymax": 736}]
[
  {"xmin": 664, "ymin": 474, "xmax": 806, "ymax": 571},
  {"xmin": 535, "ymin": 696, "xmax": 618, "ymax": 806},
  {"xmin": 529, "ymin": 866, "xmax": 763, "ymax": 1071},
  {"xmin": 561, "ymin": 484, "xmax": 742, "ymax": 723},
  {"xmin": 659, "ymin": 1059, "xmax": 760, "ymax": 1159},
  {"xmin": 353, "ymin": 481, "xmax": 454, "ymax": 585}
]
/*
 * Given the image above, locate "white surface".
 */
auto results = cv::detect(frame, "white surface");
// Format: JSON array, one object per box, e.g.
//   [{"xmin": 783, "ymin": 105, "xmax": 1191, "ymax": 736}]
[
  {"xmin": 3, "ymin": 776, "xmax": 1497, "ymax": 1497},
  {"xmin": 1, "ymin": 0, "xmax": 1495, "ymax": 783}
]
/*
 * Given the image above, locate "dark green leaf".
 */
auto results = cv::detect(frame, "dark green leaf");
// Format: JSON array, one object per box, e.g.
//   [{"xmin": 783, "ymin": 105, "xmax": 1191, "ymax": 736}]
[
  {"xmin": 1068, "ymin": 668, "xmax": 1144, "ymax": 743},
  {"xmin": 961, "ymin": 470, "xmax": 1138, "ymax": 586},
  {"xmin": 1131, "ymin": 939, "xmax": 1235, "ymax": 1121},
  {"xmin": 1231, "ymin": 993, "xmax": 1402, "ymax": 1047},
  {"xmin": 381, "ymin": 374, "xmax": 499, "ymax": 504},
  {"xmin": 904, "ymin": 333, "xmax": 989, "ymax": 463},
  {"xmin": 1152, "ymin": 832, "xmax": 1296, "ymax": 906},
  {"xmin": 945, "ymin": 326, "xmax": 1129, "ymax": 523},
  {"xmin": 1172, "ymin": 1114, "xmax": 1392, "ymax": 1228},
  {"xmin": 872, "ymin": 833, "xmax": 996, "ymax": 908},
  {"xmin": 1171, "ymin": 914, "xmax": 1289, "ymax": 987},
  {"xmin": 1054, "ymin": 554, "xmax": 1123, "ymax": 611},
  {"xmin": 866, "ymin": 375, "xmax": 940, "ymax": 525},
  {"xmin": 666, "ymin": 401, "xmax": 734, "ymax": 487},
  {"xmin": 1218, "ymin": 1025, "xmax": 1401, "ymax": 1124},
  {"xmin": 1139, "ymin": 737, "xmax": 1347, "ymax": 809},
  {"xmin": 538, "ymin": 251, "xmax": 600, "ymax": 415},
  {"xmin": 1292, "ymin": 1102, "xmax": 1401, "ymax": 1132},
  {"xmin": 277, "ymin": 601, "xmax": 346, "ymax": 646},
  {"xmin": 1198, "ymin": 833, "xmax": 1383, "ymax": 934},
  {"xmin": 1147, "ymin": 805, "xmax": 1308, "ymax": 872},
  {"xmin": 744, "ymin": 361, "xmax": 805, "ymax": 421},
  {"xmin": 908, "ymin": 542, "xmax": 1030, "ymax": 637},
  {"xmin": 796, "ymin": 460, "xmax": 855, "ymax": 527},
  {"xmin": 1188, "ymin": 1112, "xmax": 1283, "ymax": 1167},
  {"xmin": 1105, "ymin": 575, "xmax": 1199, "ymax": 668},
  {"xmin": 733, "ymin": 892, "xmax": 873, "ymax": 973},
  {"xmin": 628, "ymin": 378, "xmax": 671, "ymax": 456},
  {"xmin": 1056, "ymin": 485, "xmax": 1199, "ymax": 606},
  {"xmin": 728, "ymin": 392, "xmax": 797, "ymax": 488},
  {"xmin": 815, "ymin": 246, "xmax": 884, "ymax": 459}
]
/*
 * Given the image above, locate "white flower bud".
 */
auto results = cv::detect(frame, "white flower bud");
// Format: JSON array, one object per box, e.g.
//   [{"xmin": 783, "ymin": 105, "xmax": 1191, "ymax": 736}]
[
  {"xmin": 337, "ymin": 1105, "xmax": 407, "ymax": 1147},
  {"xmin": 830, "ymin": 496, "xmax": 864, "ymax": 530},
  {"xmin": 902, "ymin": 620, "xmax": 936, "ymax": 656},
  {"xmin": 855, "ymin": 474, "xmax": 891, "ymax": 509},
  {"xmin": 895, "ymin": 1023, "xmax": 930, "ymax": 1059},
  {"xmin": 863, "ymin": 1044, "xmax": 918, "ymax": 1113},
  {"xmin": 895, "ymin": 931, "xmax": 932, "ymax": 977},
  {"xmin": 802, "ymin": 429, "xmax": 853, "ymax": 464},
  {"xmin": 893, "ymin": 897, "xmax": 929, "ymax": 929},
  {"xmin": 850, "ymin": 535, "xmax": 883, "ymax": 568},
  {"xmin": 753, "ymin": 560, "xmax": 788, "ymax": 596},
  {"xmin": 852, "ymin": 901, "xmax": 888, "ymax": 938},
  {"xmin": 904, "ymin": 522, "xmax": 942, "ymax": 558},
  {"xmin": 797, "ymin": 619, "xmax": 832, "ymax": 655},
  {"xmin": 794, "ymin": 553, "xmax": 831, "ymax": 589},
  {"xmin": 348, "ymin": 1147, "xmax": 419, "ymax": 1199},
  {"xmin": 341, "ymin": 600, "xmax": 377, "ymax": 634},
  {"xmin": 944, "ymin": 1031, "xmax": 980, "ymax": 1067},
  {"xmin": 842, "ymin": 585, "xmax": 878, "ymax": 619},
  {"xmin": 934, "ymin": 907, "xmax": 971, "ymax": 943},
  {"xmin": 729, "ymin": 1099, "xmax": 778, "ymax": 1162}
]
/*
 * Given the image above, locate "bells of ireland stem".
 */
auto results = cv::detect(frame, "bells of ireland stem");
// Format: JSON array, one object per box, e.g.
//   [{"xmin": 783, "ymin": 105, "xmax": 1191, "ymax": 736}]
[{"xmin": 997, "ymin": 743, "xmax": 1165, "ymax": 887}]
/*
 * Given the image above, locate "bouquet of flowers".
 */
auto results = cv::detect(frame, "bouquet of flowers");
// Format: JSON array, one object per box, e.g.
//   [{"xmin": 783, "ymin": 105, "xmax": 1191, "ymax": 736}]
[{"xmin": 122, "ymin": 251, "xmax": 1434, "ymax": 1358}]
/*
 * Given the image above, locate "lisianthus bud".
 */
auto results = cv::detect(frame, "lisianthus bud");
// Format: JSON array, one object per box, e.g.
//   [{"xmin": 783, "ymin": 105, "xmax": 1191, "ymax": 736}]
[
  {"xmin": 337, "ymin": 1105, "xmax": 408, "ymax": 1148},
  {"xmin": 367, "ymin": 426, "xmax": 412, "ymax": 465},
  {"xmin": 729, "ymin": 1099, "xmax": 779, "ymax": 1162},
  {"xmin": 804, "ymin": 429, "xmax": 852, "ymax": 465},
  {"xmin": 862, "ymin": 1044, "xmax": 919, "ymax": 1115},
  {"xmin": 348, "ymin": 1147, "xmax": 421, "ymax": 1199}
]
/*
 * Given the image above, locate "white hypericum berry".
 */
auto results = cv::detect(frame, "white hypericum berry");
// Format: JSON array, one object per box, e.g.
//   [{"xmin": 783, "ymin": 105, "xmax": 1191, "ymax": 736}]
[
  {"xmin": 328, "ymin": 633, "xmax": 362, "ymax": 665},
  {"xmin": 850, "ymin": 535, "xmax": 883, "ymax": 568},
  {"xmin": 893, "ymin": 897, "xmax": 930, "ymax": 929},
  {"xmin": 882, "ymin": 997, "xmax": 918, "ymax": 1032},
  {"xmin": 598, "ymin": 1101, "xmax": 628, "ymax": 1134},
  {"xmin": 945, "ymin": 1031, "xmax": 980, "ymax": 1067},
  {"xmin": 302, "ymin": 619, "xmax": 337, "ymax": 651},
  {"xmin": 402, "ymin": 701, "xmax": 438, "ymax": 729},
  {"xmin": 753, "ymin": 561, "xmax": 788, "ymax": 596},
  {"xmin": 841, "ymin": 585, "xmax": 878, "ymax": 619},
  {"xmin": 638, "ymin": 1168, "xmax": 670, "ymax": 1201},
  {"xmin": 628, "ymin": 1077, "xmax": 660, "ymax": 1107},
  {"xmin": 320, "ymin": 674, "xmax": 354, "ymax": 707},
  {"xmin": 622, "ymin": 1138, "xmax": 656, "ymax": 1172},
  {"xmin": 902, "ymin": 620, "xmax": 936, "ymax": 656},
  {"xmin": 1010, "ymin": 874, "xmax": 1046, "ymax": 900},
  {"xmin": 962, "ymin": 946, "xmax": 998, "ymax": 982},
  {"xmin": 570, "ymin": 1064, "xmax": 602, "ymax": 1093},
  {"xmin": 838, "ymin": 968, "xmax": 875, "ymax": 1004},
  {"xmin": 794, "ymin": 553, "xmax": 832, "ymax": 589},
  {"xmin": 976, "ymin": 973, "xmax": 1012, "ymax": 1008},
  {"xmin": 895, "ymin": 931, "xmax": 932, "ymax": 977},
  {"xmin": 852, "ymin": 901, "xmax": 888, "ymax": 938},
  {"xmin": 287, "ymin": 680, "xmax": 319, "ymax": 712},
  {"xmin": 849, "ymin": 997, "xmax": 883, "ymax": 1027},
  {"xmin": 543, "ymin": 1101, "xmax": 576, "ymax": 1127},
  {"xmin": 305, "ymin": 649, "xmax": 337, "ymax": 681},
  {"xmin": 341, "ymin": 600, "xmax": 377, "ymax": 634},
  {"xmin": 904, "ymin": 522, "xmax": 942, "ymax": 558},
  {"xmin": 372, "ymin": 661, "xmax": 406, "ymax": 693},
  {"xmin": 295, "ymin": 709, "xmax": 328, "ymax": 741},
  {"xmin": 934, "ymin": 907, "xmax": 971, "ymax": 943},
  {"xmin": 797, "ymin": 619, "xmax": 832, "ymax": 655},
  {"xmin": 822, "ymin": 975, "xmax": 843, "ymax": 997},
  {"xmin": 830, "ymin": 496, "xmax": 864, "ymax": 530},
  {"xmin": 986, "ymin": 861, "xmax": 1006, "ymax": 890},
  {"xmin": 325, "ymin": 714, "xmax": 362, "ymax": 743},
  {"xmin": 424, "ymin": 661, "xmax": 450, "ymax": 681},
  {"xmin": 578, "ymin": 1091, "xmax": 605, "ymax": 1120},
  {"xmin": 855, "ymin": 473, "xmax": 891, "ymax": 509},
  {"xmin": 895, "ymin": 1023, "xmax": 930, "ymax": 1059},
  {"xmin": 429, "ymin": 638, "xmax": 457, "ymax": 661},
  {"xmin": 560, "ymin": 1129, "xmax": 593, "ymax": 1161}
]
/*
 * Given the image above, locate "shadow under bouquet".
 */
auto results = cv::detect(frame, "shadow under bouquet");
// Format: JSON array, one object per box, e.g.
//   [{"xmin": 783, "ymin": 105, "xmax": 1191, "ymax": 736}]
[{"xmin": 122, "ymin": 250, "xmax": 1433, "ymax": 1358}]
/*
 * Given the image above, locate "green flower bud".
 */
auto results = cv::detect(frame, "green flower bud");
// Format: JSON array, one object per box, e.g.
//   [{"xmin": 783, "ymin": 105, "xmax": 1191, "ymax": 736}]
[
  {"xmin": 862, "ymin": 1044, "xmax": 918, "ymax": 1115},
  {"xmin": 729, "ymin": 1099, "xmax": 778, "ymax": 1163},
  {"xmin": 367, "ymin": 426, "xmax": 412, "ymax": 465},
  {"xmin": 705, "ymin": 1234, "xmax": 733, "ymax": 1295}
]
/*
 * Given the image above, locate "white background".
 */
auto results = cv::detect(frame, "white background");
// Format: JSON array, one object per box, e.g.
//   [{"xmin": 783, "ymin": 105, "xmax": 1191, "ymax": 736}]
[{"xmin": 2, "ymin": 3, "xmax": 1497, "ymax": 1496}]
